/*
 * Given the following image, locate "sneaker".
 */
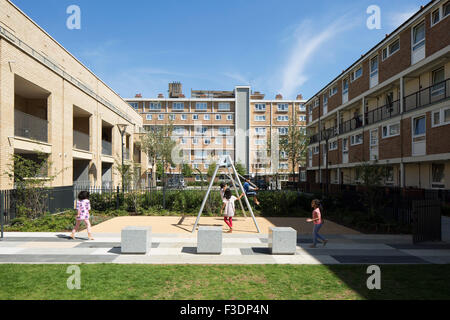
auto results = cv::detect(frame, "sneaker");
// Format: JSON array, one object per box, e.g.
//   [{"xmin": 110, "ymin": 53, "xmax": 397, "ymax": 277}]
[{"xmin": 323, "ymin": 240, "xmax": 328, "ymax": 247}]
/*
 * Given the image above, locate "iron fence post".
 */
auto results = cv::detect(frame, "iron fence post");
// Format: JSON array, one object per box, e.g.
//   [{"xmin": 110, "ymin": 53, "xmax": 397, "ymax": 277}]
[
  {"xmin": 0, "ymin": 191, "xmax": 4, "ymax": 240},
  {"xmin": 116, "ymin": 186, "xmax": 120, "ymax": 210}
]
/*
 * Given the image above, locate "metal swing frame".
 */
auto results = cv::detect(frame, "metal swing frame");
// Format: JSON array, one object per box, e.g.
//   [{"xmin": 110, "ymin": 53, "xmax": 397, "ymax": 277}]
[{"xmin": 191, "ymin": 155, "xmax": 261, "ymax": 233}]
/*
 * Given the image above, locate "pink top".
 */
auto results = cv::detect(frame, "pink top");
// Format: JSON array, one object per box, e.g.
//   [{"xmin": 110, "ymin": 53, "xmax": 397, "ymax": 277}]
[
  {"xmin": 313, "ymin": 208, "xmax": 322, "ymax": 225},
  {"xmin": 76, "ymin": 199, "xmax": 91, "ymax": 221}
]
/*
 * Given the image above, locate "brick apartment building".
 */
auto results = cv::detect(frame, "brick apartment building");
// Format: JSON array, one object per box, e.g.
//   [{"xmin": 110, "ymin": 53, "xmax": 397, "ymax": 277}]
[
  {"xmin": 306, "ymin": 0, "xmax": 450, "ymax": 190},
  {"xmin": 126, "ymin": 83, "xmax": 307, "ymax": 183},
  {"xmin": 0, "ymin": 0, "xmax": 147, "ymax": 189}
]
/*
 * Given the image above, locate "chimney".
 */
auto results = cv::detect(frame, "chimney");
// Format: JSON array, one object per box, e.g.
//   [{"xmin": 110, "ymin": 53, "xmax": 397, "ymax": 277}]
[
  {"xmin": 158, "ymin": 93, "xmax": 164, "ymax": 99},
  {"xmin": 296, "ymin": 94, "xmax": 303, "ymax": 100},
  {"xmin": 169, "ymin": 82, "xmax": 183, "ymax": 98},
  {"xmin": 135, "ymin": 93, "xmax": 142, "ymax": 98},
  {"xmin": 276, "ymin": 94, "xmax": 283, "ymax": 100}
]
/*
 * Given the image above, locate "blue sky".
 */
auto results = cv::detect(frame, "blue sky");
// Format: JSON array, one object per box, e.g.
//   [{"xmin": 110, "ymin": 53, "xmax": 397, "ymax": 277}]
[{"xmin": 11, "ymin": 0, "xmax": 426, "ymax": 100}]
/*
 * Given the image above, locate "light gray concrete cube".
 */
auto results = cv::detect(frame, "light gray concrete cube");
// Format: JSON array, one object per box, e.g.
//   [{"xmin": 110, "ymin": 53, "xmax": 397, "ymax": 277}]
[
  {"xmin": 121, "ymin": 226, "xmax": 152, "ymax": 254},
  {"xmin": 269, "ymin": 227, "xmax": 297, "ymax": 255},
  {"xmin": 197, "ymin": 226, "xmax": 222, "ymax": 254}
]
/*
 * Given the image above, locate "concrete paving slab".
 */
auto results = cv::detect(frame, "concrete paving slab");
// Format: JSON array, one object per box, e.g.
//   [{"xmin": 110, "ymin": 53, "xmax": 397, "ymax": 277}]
[
  {"xmin": 399, "ymin": 249, "xmax": 450, "ymax": 257},
  {"xmin": 0, "ymin": 255, "xmax": 117, "ymax": 263},
  {"xmin": 331, "ymin": 255, "xmax": 429, "ymax": 264}
]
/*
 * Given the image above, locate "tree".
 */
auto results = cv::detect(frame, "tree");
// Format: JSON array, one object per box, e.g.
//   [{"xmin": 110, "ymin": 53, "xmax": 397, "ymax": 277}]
[
  {"xmin": 114, "ymin": 160, "xmax": 142, "ymax": 213},
  {"xmin": 279, "ymin": 109, "xmax": 308, "ymax": 183},
  {"xmin": 181, "ymin": 163, "xmax": 193, "ymax": 178},
  {"xmin": 235, "ymin": 161, "xmax": 247, "ymax": 177},
  {"xmin": 140, "ymin": 122, "xmax": 177, "ymax": 208},
  {"xmin": 207, "ymin": 162, "xmax": 217, "ymax": 178},
  {"xmin": 4, "ymin": 153, "xmax": 64, "ymax": 219}
]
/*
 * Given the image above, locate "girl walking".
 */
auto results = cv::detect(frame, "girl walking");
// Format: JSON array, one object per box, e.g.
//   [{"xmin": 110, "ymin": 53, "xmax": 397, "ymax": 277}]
[
  {"xmin": 307, "ymin": 199, "xmax": 328, "ymax": 248},
  {"xmin": 70, "ymin": 191, "xmax": 94, "ymax": 241},
  {"xmin": 221, "ymin": 189, "xmax": 245, "ymax": 233}
]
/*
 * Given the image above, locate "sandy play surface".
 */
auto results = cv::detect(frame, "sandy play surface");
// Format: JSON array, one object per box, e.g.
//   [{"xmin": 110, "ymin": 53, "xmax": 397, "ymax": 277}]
[{"xmin": 91, "ymin": 216, "xmax": 360, "ymax": 235}]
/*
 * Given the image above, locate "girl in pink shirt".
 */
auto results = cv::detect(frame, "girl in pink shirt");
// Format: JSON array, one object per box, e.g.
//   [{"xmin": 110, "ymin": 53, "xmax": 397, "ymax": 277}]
[
  {"xmin": 307, "ymin": 199, "xmax": 328, "ymax": 248},
  {"xmin": 70, "ymin": 191, "xmax": 94, "ymax": 241}
]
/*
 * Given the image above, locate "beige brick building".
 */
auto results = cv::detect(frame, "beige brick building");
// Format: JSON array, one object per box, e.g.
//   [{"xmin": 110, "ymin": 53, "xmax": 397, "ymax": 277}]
[
  {"xmin": 126, "ymin": 86, "xmax": 307, "ymax": 183},
  {"xmin": 306, "ymin": 0, "xmax": 450, "ymax": 190},
  {"xmin": 0, "ymin": 0, "xmax": 146, "ymax": 189}
]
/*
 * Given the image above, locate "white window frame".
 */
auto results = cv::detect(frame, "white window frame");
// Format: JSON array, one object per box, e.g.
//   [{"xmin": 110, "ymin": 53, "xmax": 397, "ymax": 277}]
[
  {"xmin": 196, "ymin": 127, "xmax": 208, "ymax": 135},
  {"xmin": 382, "ymin": 122, "xmax": 400, "ymax": 139},
  {"xmin": 370, "ymin": 55, "xmax": 378, "ymax": 77},
  {"xmin": 146, "ymin": 114, "xmax": 153, "ymax": 121},
  {"xmin": 299, "ymin": 104, "xmax": 306, "ymax": 112},
  {"xmin": 329, "ymin": 86, "xmax": 338, "ymax": 97},
  {"xmin": 204, "ymin": 138, "xmax": 211, "ymax": 145},
  {"xmin": 431, "ymin": 163, "xmax": 445, "ymax": 188},
  {"xmin": 215, "ymin": 137, "xmax": 223, "ymax": 145},
  {"xmin": 181, "ymin": 114, "xmax": 187, "ymax": 121},
  {"xmin": 129, "ymin": 102, "xmax": 139, "ymax": 110},
  {"xmin": 350, "ymin": 66, "xmax": 363, "ymax": 82},
  {"xmin": 218, "ymin": 127, "xmax": 230, "ymax": 135},
  {"xmin": 149, "ymin": 102, "xmax": 162, "ymax": 110},
  {"xmin": 277, "ymin": 116, "xmax": 289, "ymax": 122},
  {"xmin": 432, "ymin": 107, "xmax": 450, "ymax": 128},
  {"xmin": 218, "ymin": 103, "xmax": 230, "ymax": 111},
  {"xmin": 278, "ymin": 127, "xmax": 288, "ymax": 136},
  {"xmin": 204, "ymin": 114, "xmax": 211, "ymax": 121},
  {"xmin": 227, "ymin": 138, "xmax": 233, "ymax": 145},
  {"xmin": 169, "ymin": 114, "xmax": 176, "ymax": 121},
  {"xmin": 192, "ymin": 114, "xmax": 199, "ymax": 121},
  {"xmin": 412, "ymin": 115, "xmax": 427, "ymax": 138},
  {"xmin": 431, "ymin": 67, "xmax": 446, "ymax": 97},
  {"xmin": 382, "ymin": 39, "xmax": 400, "ymax": 61},
  {"xmin": 279, "ymin": 163, "xmax": 289, "ymax": 170},
  {"xmin": 227, "ymin": 114, "xmax": 233, "ymax": 121},
  {"xmin": 255, "ymin": 127, "xmax": 266, "ymax": 136},
  {"xmin": 329, "ymin": 140, "xmax": 338, "ymax": 151},
  {"xmin": 196, "ymin": 102, "xmax": 208, "ymax": 111},
  {"xmin": 158, "ymin": 114, "xmax": 164, "ymax": 121},
  {"xmin": 412, "ymin": 21, "xmax": 426, "ymax": 52},
  {"xmin": 254, "ymin": 139, "xmax": 266, "ymax": 146},
  {"xmin": 254, "ymin": 104, "xmax": 266, "ymax": 112},
  {"xmin": 342, "ymin": 78, "xmax": 349, "ymax": 95},
  {"xmin": 215, "ymin": 114, "xmax": 222, "ymax": 121},
  {"xmin": 277, "ymin": 104, "xmax": 289, "ymax": 112},
  {"xmin": 192, "ymin": 138, "xmax": 199, "ymax": 145},
  {"xmin": 255, "ymin": 115, "xmax": 266, "ymax": 122},
  {"xmin": 350, "ymin": 133, "xmax": 363, "ymax": 146},
  {"xmin": 172, "ymin": 102, "xmax": 184, "ymax": 111},
  {"xmin": 313, "ymin": 146, "xmax": 320, "ymax": 155},
  {"xmin": 299, "ymin": 116, "xmax": 306, "ymax": 122}
]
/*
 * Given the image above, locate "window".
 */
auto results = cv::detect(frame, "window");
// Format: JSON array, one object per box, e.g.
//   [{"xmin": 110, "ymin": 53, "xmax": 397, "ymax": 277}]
[
  {"xmin": 204, "ymin": 139, "xmax": 211, "ymax": 145},
  {"xmin": 385, "ymin": 167, "xmax": 394, "ymax": 184},
  {"xmin": 218, "ymin": 103, "xmax": 230, "ymax": 111},
  {"xmin": 299, "ymin": 116, "xmax": 306, "ymax": 122},
  {"xmin": 129, "ymin": 102, "xmax": 139, "ymax": 110},
  {"xmin": 173, "ymin": 102, "xmax": 184, "ymax": 111},
  {"xmin": 158, "ymin": 114, "xmax": 164, "ymax": 121},
  {"xmin": 299, "ymin": 104, "xmax": 306, "ymax": 111},
  {"xmin": 169, "ymin": 114, "xmax": 176, "ymax": 121},
  {"xmin": 350, "ymin": 133, "xmax": 363, "ymax": 146},
  {"xmin": 343, "ymin": 79, "xmax": 349, "ymax": 94},
  {"xmin": 215, "ymin": 114, "xmax": 222, "ymax": 121},
  {"xmin": 196, "ymin": 127, "xmax": 208, "ymax": 135},
  {"xmin": 329, "ymin": 85, "xmax": 338, "ymax": 96},
  {"xmin": 181, "ymin": 114, "xmax": 187, "ymax": 121},
  {"xmin": 280, "ymin": 151, "xmax": 287, "ymax": 159},
  {"xmin": 173, "ymin": 127, "xmax": 185, "ymax": 135},
  {"xmin": 412, "ymin": 22, "xmax": 425, "ymax": 52},
  {"xmin": 277, "ymin": 116, "xmax": 289, "ymax": 122},
  {"xmin": 313, "ymin": 146, "xmax": 319, "ymax": 154},
  {"xmin": 218, "ymin": 127, "xmax": 230, "ymax": 135},
  {"xmin": 323, "ymin": 94, "xmax": 328, "ymax": 108},
  {"xmin": 204, "ymin": 164, "xmax": 209, "ymax": 169},
  {"xmin": 255, "ymin": 139, "xmax": 266, "ymax": 146},
  {"xmin": 255, "ymin": 115, "xmax": 266, "ymax": 122},
  {"xmin": 278, "ymin": 127, "xmax": 288, "ymax": 136},
  {"xmin": 204, "ymin": 114, "xmax": 211, "ymax": 121},
  {"xmin": 329, "ymin": 141, "xmax": 338, "ymax": 151},
  {"xmin": 150, "ymin": 103, "xmax": 161, "ymax": 110},
  {"xmin": 255, "ymin": 104, "xmax": 266, "ymax": 111},
  {"xmin": 227, "ymin": 138, "xmax": 233, "ymax": 145},
  {"xmin": 413, "ymin": 116, "xmax": 426, "ymax": 136},
  {"xmin": 180, "ymin": 138, "xmax": 187, "ymax": 145},
  {"xmin": 382, "ymin": 39, "xmax": 400, "ymax": 60},
  {"xmin": 146, "ymin": 114, "xmax": 153, "ymax": 121},
  {"xmin": 192, "ymin": 138, "xmax": 199, "ymax": 145},
  {"xmin": 432, "ymin": 8, "xmax": 441, "ymax": 26},
  {"xmin": 215, "ymin": 137, "xmax": 223, "ymax": 145},
  {"xmin": 195, "ymin": 175, "xmax": 201, "ymax": 182},
  {"xmin": 431, "ymin": 67, "xmax": 445, "ymax": 96},
  {"xmin": 227, "ymin": 114, "xmax": 233, "ymax": 121},
  {"xmin": 370, "ymin": 129, "xmax": 379, "ymax": 146},
  {"xmin": 314, "ymin": 99, "xmax": 320, "ymax": 108},
  {"xmin": 432, "ymin": 107, "xmax": 450, "ymax": 127},
  {"xmin": 370, "ymin": 56, "xmax": 378, "ymax": 77},
  {"xmin": 432, "ymin": 163, "xmax": 445, "ymax": 188},
  {"xmin": 278, "ymin": 104, "xmax": 289, "ymax": 112},
  {"xmin": 255, "ymin": 127, "xmax": 266, "ymax": 136},
  {"xmin": 195, "ymin": 150, "xmax": 207, "ymax": 159},
  {"xmin": 192, "ymin": 114, "xmax": 199, "ymax": 121},
  {"xmin": 382, "ymin": 123, "xmax": 400, "ymax": 138},
  {"xmin": 196, "ymin": 102, "xmax": 208, "ymax": 111},
  {"xmin": 279, "ymin": 163, "xmax": 289, "ymax": 170},
  {"xmin": 445, "ymin": 2, "xmax": 450, "ymax": 17},
  {"xmin": 350, "ymin": 66, "xmax": 363, "ymax": 82}
]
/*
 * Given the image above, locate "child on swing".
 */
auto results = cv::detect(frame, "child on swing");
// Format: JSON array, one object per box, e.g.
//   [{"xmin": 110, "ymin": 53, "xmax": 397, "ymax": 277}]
[{"xmin": 221, "ymin": 188, "xmax": 245, "ymax": 233}]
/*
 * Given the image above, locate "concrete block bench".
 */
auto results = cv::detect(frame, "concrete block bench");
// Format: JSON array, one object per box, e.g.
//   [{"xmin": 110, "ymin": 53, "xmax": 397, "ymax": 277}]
[
  {"xmin": 269, "ymin": 227, "xmax": 297, "ymax": 255},
  {"xmin": 197, "ymin": 226, "xmax": 222, "ymax": 254},
  {"xmin": 121, "ymin": 226, "xmax": 152, "ymax": 254}
]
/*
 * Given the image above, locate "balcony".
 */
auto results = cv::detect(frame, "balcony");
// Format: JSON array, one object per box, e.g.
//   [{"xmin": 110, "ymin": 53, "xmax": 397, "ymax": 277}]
[
  {"xmin": 102, "ymin": 140, "xmax": 112, "ymax": 156},
  {"xmin": 365, "ymin": 100, "xmax": 400, "ymax": 126},
  {"xmin": 73, "ymin": 130, "xmax": 90, "ymax": 151},
  {"xmin": 309, "ymin": 133, "xmax": 320, "ymax": 144},
  {"xmin": 339, "ymin": 115, "xmax": 363, "ymax": 135},
  {"xmin": 14, "ymin": 109, "xmax": 48, "ymax": 143},
  {"xmin": 321, "ymin": 126, "xmax": 338, "ymax": 140},
  {"xmin": 404, "ymin": 78, "xmax": 450, "ymax": 113}
]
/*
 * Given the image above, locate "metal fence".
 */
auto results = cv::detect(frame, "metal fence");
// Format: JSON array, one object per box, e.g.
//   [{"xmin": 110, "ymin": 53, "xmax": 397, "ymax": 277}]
[
  {"xmin": 404, "ymin": 78, "xmax": 450, "ymax": 113},
  {"xmin": 14, "ymin": 109, "xmax": 48, "ymax": 143}
]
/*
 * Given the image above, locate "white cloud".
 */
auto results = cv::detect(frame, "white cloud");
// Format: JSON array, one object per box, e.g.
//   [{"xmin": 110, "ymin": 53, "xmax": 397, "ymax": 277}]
[
  {"xmin": 279, "ymin": 14, "xmax": 359, "ymax": 99},
  {"xmin": 388, "ymin": 9, "xmax": 417, "ymax": 30},
  {"xmin": 222, "ymin": 72, "xmax": 250, "ymax": 85}
]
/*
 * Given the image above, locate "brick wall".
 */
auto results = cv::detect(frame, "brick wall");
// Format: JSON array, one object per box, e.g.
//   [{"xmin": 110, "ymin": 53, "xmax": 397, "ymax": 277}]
[
  {"xmin": 426, "ymin": 10, "xmax": 450, "ymax": 57},
  {"xmin": 348, "ymin": 59, "xmax": 370, "ymax": 101},
  {"xmin": 328, "ymin": 81, "xmax": 342, "ymax": 112},
  {"xmin": 379, "ymin": 28, "xmax": 412, "ymax": 83}
]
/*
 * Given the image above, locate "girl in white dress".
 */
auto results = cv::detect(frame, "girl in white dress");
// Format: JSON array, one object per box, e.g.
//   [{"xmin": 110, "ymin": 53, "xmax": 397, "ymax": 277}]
[{"xmin": 221, "ymin": 189, "xmax": 245, "ymax": 233}]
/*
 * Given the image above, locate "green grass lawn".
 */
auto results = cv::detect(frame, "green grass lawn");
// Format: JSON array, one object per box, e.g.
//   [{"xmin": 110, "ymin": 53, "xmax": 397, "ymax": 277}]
[{"xmin": 1, "ymin": 264, "xmax": 449, "ymax": 300}]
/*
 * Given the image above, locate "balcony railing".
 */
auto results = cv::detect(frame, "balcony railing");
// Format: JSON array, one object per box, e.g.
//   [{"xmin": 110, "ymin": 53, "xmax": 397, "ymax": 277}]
[
  {"xmin": 102, "ymin": 140, "xmax": 112, "ymax": 156},
  {"xmin": 404, "ymin": 78, "xmax": 450, "ymax": 113},
  {"xmin": 309, "ymin": 133, "xmax": 320, "ymax": 144},
  {"xmin": 339, "ymin": 115, "xmax": 363, "ymax": 135},
  {"xmin": 365, "ymin": 100, "xmax": 400, "ymax": 126},
  {"xmin": 321, "ymin": 126, "xmax": 338, "ymax": 140},
  {"xmin": 14, "ymin": 109, "xmax": 48, "ymax": 143},
  {"xmin": 73, "ymin": 130, "xmax": 90, "ymax": 151}
]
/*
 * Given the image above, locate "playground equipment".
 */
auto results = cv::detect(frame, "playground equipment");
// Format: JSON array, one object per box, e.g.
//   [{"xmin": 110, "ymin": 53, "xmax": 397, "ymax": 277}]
[{"xmin": 190, "ymin": 155, "xmax": 261, "ymax": 234}]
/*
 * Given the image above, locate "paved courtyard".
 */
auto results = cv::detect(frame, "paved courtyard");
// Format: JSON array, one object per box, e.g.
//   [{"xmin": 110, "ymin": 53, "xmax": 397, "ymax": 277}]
[{"xmin": 1, "ymin": 231, "xmax": 450, "ymax": 265}]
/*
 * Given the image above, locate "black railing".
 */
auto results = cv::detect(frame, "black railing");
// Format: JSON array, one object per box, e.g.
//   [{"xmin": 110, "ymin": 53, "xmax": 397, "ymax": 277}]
[
  {"xmin": 365, "ymin": 100, "xmax": 400, "ymax": 126},
  {"xmin": 339, "ymin": 115, "xmax": 363, "ymax": 135},
  {"xmin": 309, "ymin": 133, "xmax": 320, "ymax": 144},
  {"xmin": 321, "ymin": 126, "xmax": 338, "ymax": 140},
  {"xmin": 404, "ymin": 78, "xmax": 450, "ymax": 113}
]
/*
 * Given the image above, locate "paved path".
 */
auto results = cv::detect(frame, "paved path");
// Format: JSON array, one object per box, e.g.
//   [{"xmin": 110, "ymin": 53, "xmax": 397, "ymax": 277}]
[{"xmin": 1, "ymin": 232, "xmax": 450, "ymax": 265}]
